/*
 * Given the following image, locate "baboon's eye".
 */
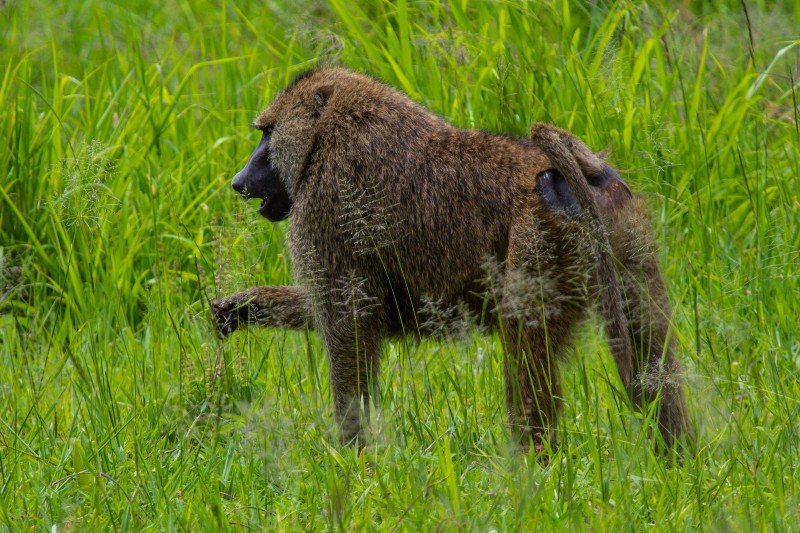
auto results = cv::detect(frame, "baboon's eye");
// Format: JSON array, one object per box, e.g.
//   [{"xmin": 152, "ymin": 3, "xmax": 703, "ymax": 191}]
[{"xmin": 250, "ymin": 123, "xmax": 275, "ymax": 134}]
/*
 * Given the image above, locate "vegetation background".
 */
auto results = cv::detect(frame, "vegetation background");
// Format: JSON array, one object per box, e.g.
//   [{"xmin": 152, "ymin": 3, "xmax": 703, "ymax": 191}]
[{"xmin": 1, "ymin": 0, "xmax": 798, "ymax": 530}]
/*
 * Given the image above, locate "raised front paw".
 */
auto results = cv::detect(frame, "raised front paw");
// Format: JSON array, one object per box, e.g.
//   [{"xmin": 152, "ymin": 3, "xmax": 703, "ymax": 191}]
[{"xmin": 211, "ymin": 296, "xmax": 243, "ymax": 338}]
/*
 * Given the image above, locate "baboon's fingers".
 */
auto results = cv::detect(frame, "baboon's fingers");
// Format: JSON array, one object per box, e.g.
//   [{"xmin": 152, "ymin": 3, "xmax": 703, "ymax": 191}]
[{"xmin": 211, "ymin": 298, "xmax": 242, "ymax": 338}]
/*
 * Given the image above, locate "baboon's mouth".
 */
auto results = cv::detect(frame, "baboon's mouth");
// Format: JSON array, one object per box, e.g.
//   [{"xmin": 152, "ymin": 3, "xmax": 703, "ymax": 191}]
[
  {"xmin": 255, "ymin": 190, "xmax": 292, "ymax": 222},
  {"xmin": 258, "ymin": 197, "xmax": 276, "ymax": 218}
]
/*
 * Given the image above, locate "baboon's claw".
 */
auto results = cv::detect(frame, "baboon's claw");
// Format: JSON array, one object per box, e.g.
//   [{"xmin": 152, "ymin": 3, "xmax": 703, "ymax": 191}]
[{"xmin": 211, "ymin": 298, "xmax": 239, "ymax": 338}]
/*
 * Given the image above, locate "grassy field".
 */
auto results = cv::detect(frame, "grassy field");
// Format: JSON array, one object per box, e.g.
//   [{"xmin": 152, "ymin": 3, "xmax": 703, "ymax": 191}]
[{"xmin": 1, "ymin": 0, "xmax": 799, "ymax": 530}]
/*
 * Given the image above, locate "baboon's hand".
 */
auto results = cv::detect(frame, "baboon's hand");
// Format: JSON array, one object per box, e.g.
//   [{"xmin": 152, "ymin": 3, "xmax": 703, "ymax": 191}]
[{"xmin": 211, "ymin": 296, "xmax": 244, "ymax": 338}]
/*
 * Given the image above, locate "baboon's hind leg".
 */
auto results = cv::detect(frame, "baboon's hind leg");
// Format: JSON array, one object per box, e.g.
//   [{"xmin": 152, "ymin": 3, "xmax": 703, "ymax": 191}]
[
  {"xmin": 606, "ymin": 197, "xmax": 692, "ymax": 449},
  {"xmin": 500, "ymin": 213, "xmax": 584, "ymax": 454},
  {"xmin": 501, "ymin": 316, "xmax": 572, "ymax": 454},
  {"xmin": 542, "ymin": 160, "xmax": 692, "ymax": 449}
]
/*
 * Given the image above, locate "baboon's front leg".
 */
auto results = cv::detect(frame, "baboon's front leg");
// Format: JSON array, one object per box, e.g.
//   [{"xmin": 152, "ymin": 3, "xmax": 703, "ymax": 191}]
[
  {"xmin": 211, "ymin": 286, "xmax": 312, "ymax": 337},
  {"xmin": 324, "ymin": 326, "xmax": 382, "ymax": 447}
]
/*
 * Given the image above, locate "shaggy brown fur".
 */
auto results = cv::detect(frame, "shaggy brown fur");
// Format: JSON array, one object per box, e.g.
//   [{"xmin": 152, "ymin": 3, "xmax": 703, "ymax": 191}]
[{"xmin": 212, "ymin": 67, "xmax": 691, "ymax": 452}]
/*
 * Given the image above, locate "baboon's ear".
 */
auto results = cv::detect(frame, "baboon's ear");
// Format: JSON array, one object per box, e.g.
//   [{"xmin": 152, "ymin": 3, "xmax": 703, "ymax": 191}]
[{"xmin": 313, "ymin": 85, "xmax": 334, "ymax": 116}]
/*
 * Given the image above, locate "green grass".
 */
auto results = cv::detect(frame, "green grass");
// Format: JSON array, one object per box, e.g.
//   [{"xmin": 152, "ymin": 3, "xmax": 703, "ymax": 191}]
[{"xmin": 1, "ymin": 0, "xmax": 799, "ymax": 530}]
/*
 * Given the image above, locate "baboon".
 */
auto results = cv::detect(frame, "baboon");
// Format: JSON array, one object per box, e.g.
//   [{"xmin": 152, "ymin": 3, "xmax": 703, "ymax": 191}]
[{"xmin": 212, "ymin": 67, "xmax": 691, "ymax": 453}]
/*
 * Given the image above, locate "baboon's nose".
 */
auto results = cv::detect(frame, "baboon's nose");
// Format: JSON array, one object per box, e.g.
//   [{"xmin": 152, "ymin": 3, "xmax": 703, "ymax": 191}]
[{"xmin": 231, "ymin": 172, "xmax": 246, "ymax": 194}]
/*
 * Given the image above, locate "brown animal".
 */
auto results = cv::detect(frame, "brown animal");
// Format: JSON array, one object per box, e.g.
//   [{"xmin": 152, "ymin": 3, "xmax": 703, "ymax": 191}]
[{"xmin": 212, "ymin": 67, "xmax": 691, "ymax": 452}]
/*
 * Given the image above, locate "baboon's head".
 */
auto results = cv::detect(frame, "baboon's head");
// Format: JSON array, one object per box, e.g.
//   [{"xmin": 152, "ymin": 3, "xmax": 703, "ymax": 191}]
[{"xmin": 232, "ymin": 68, "xmax": 342, "ymax": 221}]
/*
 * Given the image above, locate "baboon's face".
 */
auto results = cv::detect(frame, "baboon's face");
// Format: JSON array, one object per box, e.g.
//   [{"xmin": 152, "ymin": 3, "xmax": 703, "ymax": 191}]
[
  {"xmin": 233, "ymin": 70, "xmax": 335, "ymax": 220},
  {"xmin": 231, "ymin": 129, "xmax": 293, "ymax": 222}
]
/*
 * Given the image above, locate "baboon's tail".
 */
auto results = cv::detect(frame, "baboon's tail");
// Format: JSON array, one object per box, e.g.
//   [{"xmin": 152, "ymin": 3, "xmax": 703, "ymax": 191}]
[{"xmin": 530, "ymin": 123, "xmax": 633, "ymax": 391}]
